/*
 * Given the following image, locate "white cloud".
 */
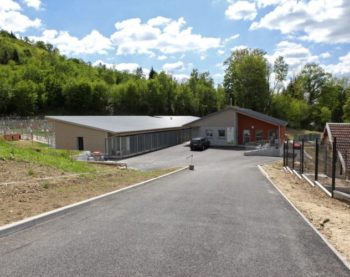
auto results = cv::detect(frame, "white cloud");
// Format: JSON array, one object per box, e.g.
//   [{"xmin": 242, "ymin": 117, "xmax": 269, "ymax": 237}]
[
  {"xmin": 216, "ymin": 62, "xmax": 225, "ymax": 69},
  {"xmin": 110, "ymin": 17, "xmax": 221, "ymax": 56},
  {"xmin": 225, "ymin": 1, "xmax": 257, "ymax": 21},
  {"xmin": 114, "ymin": 63, "xmax": 142, "ymax": 72},
  {"xmin": 30, "ymin": 29, "xmax": 112, "ymax": 55},
  {"xmin": 224, "ymin": 33, "xmax": 240, "ymax": 44},
  {"xmin": 0, "ymin": 0, "xmax": 41, "ymax": 32},
  {"xmin": 0, "ymin": 0, "xmax": 21, "ymax": 11},
  {"xmin": 23, "ymin": 0, "xmax": 41, "ymax": 10},
  {"xmin": 93, "ymin": 60, "xmax": 145, "ymax": 73},
  {"xmin": 162, "ymin": 61, "xmax": 185, "ymax": 72},
  {"xmin": 256, "ymin": 0, "xmax": 282, "ymax": 8},
  {"xmin": 172, "ymin": 74, "xmax": 189, "ymax": 82},
  {"xmin": 200, "ymin": 55, "xmax": 206, "ymax": 60},
  {"xmin": 231, "ymin": 45, "xmax": 248, "ymax": 51},
  {"xmin": 147, "ymin": 16, "xmax": 171, "ymax": 27},
  {"xmin": 93, "ymin": 60, "xmax": 114, "ymax": 69},
  {"xmin": 217, "ymin": 49, "xmax": 225, "ymax": 55},
  {"xmin": 323, "ymin": 52, "xmax": 350, "ymax": 76},
  {"xmin": 266, "ymin": 41, "xmax": 318, "ymax": 73},
  {"xmin": 157, "ymin": 55, "xmax": 167, "ymax": 60},
  {"xmin": 320, "ymin": 52, "xmax": 331, "ymax": 59},
  {"xmin": 251, "ymin": 0, "xmax": 350, "ymax": 44}
]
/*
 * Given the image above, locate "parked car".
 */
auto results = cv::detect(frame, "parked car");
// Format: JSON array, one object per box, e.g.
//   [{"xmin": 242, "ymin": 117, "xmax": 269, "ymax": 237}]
[{"xmin": 190, "ymin": 137, "xmax": 210, "ymax": 151}]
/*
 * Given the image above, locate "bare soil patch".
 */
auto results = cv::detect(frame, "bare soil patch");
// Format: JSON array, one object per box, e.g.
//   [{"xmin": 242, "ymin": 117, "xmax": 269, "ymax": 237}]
[
  {"xmin": 0, "ymin": 160, "xmax": 173, "ymax": 226},
  {"xmin": 263, "ymin": 161, "xmax": 350, "ymax": 263}
]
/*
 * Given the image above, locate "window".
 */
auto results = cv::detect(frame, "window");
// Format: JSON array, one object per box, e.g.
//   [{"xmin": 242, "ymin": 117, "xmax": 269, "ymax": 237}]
[
  {"xmin": 256, "ymin": 130, "xmax": 263, "ymax": 142},
  {"xmin": 218, "ymin": 129, "xmax": 226, "ymax": 138},
  {"xmin": 205, "ymin": 129, "xmax": 213, "ymax": 138}
]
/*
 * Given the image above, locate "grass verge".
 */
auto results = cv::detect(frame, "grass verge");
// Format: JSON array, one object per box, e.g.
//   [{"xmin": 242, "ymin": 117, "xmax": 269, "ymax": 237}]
[
  {"xmin": 0, "ymin": 139, "xmax": 177, "ymax": 226},
  {"xmin": 0, "ymin": 139, "xmax": 94, "ymax": 173}
]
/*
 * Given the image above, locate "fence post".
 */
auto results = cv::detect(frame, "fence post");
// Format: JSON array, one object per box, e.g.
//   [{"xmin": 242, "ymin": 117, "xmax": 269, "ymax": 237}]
[
  {"xmin": 292, "ymin": 140, "xmax": 295, "ymax": 169},
  {"xmin": 286, "ymin": 140, "xmax": 289, "ymax": 167},
  {"xmin": 300, "ymin": 139, "xmax": 304, "ymax": 174},
  {"xmin": 283, "ymin": 141, "xmax": 285, "ymax": 166},
  {"xmin": 315, "ymin": 138, "xmax": 319, "ymax": 181},
  {"xmin": 332, "ymin": 137, "xmax": 337, "ymax": 197}
]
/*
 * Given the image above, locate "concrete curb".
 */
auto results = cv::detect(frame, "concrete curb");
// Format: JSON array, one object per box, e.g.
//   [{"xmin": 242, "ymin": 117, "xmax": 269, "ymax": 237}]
[
  {"xmin": 286, "ymin": 166, "xmax": 294, "ymax": 174},
  {"xmin": 314, "ymin": 181, "xmax": 332, "ymax": 197},
  {"xmin": 292, "ymin": 169, "xmax": 303, "ymax": 180},
  {"xmin": 302, "ymin": 174, "xmax": 315, "ymax": 187},
  {"xmin": 0, "ymin": 166, "xmax": 188, "ymax": 238},
  {"xmin": 334, "ymin": 190, "xmax": 350, "ymax": 203},
  {"xmin": 257, "ymin": 165, "xmax": 350, "ymax": 271}
]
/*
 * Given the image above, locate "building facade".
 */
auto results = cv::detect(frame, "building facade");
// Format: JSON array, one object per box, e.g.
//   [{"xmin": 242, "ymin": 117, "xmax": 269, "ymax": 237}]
[
  {"xmin": 47, "ymin": 116, "xmax": 198, "ymax": 159},
  {"xmin": 186, "ymin": 106, "xmax": 287, "ymax": 147}
]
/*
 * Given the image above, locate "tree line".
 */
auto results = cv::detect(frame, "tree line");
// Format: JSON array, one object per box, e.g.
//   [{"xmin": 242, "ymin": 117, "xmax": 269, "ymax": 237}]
[
  {"xmin": 224, "ymin": 48, "xmax": 350, "ymax": 130},
  {"xmin": 0, "ymin": 30, "xmax": 225, "ymax": 117},
  {"xmin": 0, "ymin": 30, "xmax": 349, "ymax": 130}
]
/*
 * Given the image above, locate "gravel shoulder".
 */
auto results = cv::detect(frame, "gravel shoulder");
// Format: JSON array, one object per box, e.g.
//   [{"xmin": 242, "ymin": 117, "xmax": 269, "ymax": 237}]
[{"xmin": 263, "ymin": 161, "xmax": 350, "ymax": 263}]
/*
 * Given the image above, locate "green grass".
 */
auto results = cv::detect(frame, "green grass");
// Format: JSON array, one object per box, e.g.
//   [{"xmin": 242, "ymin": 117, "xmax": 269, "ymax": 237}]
[
  {"xmin": 286, "ymin": 128, "xmax": 321, "ymax": 140},
  {"xmin": 0, "ymin": 139, "xmax": 95, "ymax": 174}
]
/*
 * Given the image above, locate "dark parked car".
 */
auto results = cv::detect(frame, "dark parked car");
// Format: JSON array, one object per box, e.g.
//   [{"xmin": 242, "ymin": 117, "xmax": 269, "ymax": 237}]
[{"xmin": 190, "ymin": 137, "xmax": 210, "ymax": 151}]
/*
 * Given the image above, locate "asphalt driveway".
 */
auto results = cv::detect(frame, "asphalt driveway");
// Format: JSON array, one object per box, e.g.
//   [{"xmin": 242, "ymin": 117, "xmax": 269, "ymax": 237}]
[{"xmin": 0, "ymin": 147, "xmax": 349, "ymax": 276}]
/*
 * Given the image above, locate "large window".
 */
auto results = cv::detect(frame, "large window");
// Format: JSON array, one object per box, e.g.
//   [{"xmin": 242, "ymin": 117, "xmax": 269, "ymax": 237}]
[{"xmin": 218, "ymin": 129, "xmax": 226, "ymax": 139}]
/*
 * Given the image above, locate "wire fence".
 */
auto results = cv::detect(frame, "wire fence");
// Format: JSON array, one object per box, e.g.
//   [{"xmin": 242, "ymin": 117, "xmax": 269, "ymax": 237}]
[
  {"xmin": 283, "ymin": 138, "xmax": 350, "ymax": 198},
  {"xmin": 106, "ymin": 129, "xmax": 192, "ymax": 159},
  {"xmin": 0, "ymin": 117, "xmax": 55, "ymax": 147}
]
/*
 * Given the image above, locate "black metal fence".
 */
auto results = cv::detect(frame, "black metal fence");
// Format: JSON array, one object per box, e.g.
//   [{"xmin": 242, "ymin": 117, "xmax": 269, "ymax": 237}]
[{"xmin": 283, "ymin": 137, "xmax": 350, "ymax": 198}]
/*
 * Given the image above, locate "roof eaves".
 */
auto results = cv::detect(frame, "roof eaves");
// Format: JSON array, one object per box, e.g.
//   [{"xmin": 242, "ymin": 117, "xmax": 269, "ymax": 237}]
[
  {"xmin": 111, "ymin": 126, "xmax": 193, "ymax": 136},
  {"xmin": 46, "ymin": 116, "xmax": 111, "ymax": 133}
]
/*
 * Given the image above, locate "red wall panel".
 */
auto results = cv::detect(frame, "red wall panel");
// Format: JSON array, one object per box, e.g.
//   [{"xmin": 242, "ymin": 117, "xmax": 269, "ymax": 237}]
[{"xmin": 237, "ymin": 113, "xmax": 285, "ymax": 144}]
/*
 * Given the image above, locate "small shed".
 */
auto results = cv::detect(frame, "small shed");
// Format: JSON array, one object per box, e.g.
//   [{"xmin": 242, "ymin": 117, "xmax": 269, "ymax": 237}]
[
  {"xmin": 47, "ymin": 116, "xmax": 198, "ymax": 159},
  {"xmin": 322, "ymin": 123, "xmax": 350, "ymax": 177},
  {"xmin": 185, "ymin": 106, "xmax": 287, "ymax": 147}
]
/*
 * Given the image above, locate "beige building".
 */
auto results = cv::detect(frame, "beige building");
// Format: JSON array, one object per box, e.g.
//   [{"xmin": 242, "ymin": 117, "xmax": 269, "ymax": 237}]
[{"xmin": 47, "ymin": 116, "xmax": 198, "ymax": 158}]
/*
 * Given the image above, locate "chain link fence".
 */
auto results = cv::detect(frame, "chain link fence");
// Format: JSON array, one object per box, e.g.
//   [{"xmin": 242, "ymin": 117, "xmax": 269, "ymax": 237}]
[
  {"xmin": 0, "ymin": 117, "xmax": 55, "ymax": 147},
  {"xmin": 106, "ymin": 129, "xmax": 192, "ymax": 159}
]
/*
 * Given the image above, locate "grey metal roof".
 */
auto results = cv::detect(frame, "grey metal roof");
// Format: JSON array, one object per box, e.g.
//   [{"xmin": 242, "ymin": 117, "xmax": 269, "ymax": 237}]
[
  {"xmin": 46, "ymin": 115, "xmax": 199, "ymax": 134},
  {"xmin": 184, "ymin": 106, "xmax": 288, "ymax": 127},
  {"xmin": 236, "ymin": 107, "xmax": 288, "ymax": 126}
]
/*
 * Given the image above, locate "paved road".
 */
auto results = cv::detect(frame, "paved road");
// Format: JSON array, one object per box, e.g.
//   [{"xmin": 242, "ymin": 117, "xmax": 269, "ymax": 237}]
[
  {"xmin": 119, "ymin": 142, "xmax": 196, "ymax": 171},
  {"xmin": 1, "ymin": 148, "xmax": 349, "ymax": 276}
]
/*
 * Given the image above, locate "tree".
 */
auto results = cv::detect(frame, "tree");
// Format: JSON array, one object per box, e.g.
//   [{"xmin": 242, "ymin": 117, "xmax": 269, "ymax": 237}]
[
  {"xmin": 299, "ymin": 63, "xmax": 331, "ymax": 105},
  {"xmin": 273, "ymin": 56, "xmax": 288, "ymax": 93},
  {"xmin": 135, "ymin": 67, "xmax": 144, "ymax": 79},
  {"xmin": 63, "ymin": 80, "xmax": 93, "ymax": 114},
  {"xmin": 271, "ymin": 94, "xmax": 309, "ymax": 129},
  {"xmin": 157, "ymin": 71, "xmax": 176, "ymax": 114},
  {"xmin": 11, "ymin": 80, "xmax": 38, "ymax": 115},
  {"xmin": 224, "ymin": 48, "xmax": 270, "ymax": 112},
  {"xmin": 148, "ymin": 67, "xmax": 157, "ymax": 79},
  {"xmin": 343, "ymin": 91, "xmax": 350, "ymax": 122}
]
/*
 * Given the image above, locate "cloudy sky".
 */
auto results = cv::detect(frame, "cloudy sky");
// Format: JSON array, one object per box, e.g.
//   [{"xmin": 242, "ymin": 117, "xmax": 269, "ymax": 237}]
[{"xmin": 1, "ymin": 0, "xmax": 350, "ymax": 83}]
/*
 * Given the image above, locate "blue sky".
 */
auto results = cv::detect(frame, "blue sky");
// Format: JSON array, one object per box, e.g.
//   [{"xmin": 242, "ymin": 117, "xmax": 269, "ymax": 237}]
[{"xmin": 1, "ymin": 0, "xmax": 350, "ymax": 84}]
